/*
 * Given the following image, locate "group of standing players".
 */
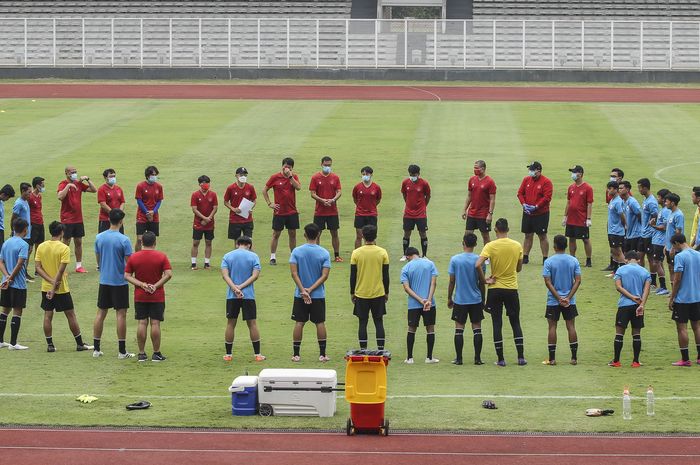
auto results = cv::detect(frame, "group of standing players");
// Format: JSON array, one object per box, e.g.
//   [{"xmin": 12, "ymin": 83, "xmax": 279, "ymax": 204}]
[{"xmin": 2, "ymin": 157, "xmax": 700, "ymax": 368}]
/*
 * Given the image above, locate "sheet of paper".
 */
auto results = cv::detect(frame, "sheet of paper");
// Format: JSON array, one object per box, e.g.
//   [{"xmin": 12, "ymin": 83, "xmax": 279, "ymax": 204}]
[{"xmin": 236, "ymin": 198, "xmax": 255, "ymax": 219}]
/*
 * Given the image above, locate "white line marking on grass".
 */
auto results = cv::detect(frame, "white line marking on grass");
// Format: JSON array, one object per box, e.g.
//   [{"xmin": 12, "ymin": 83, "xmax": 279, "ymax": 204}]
[
  {"xmin": 405, "ymin": 86, "xmax": 442, "ymax": 101},
  {"xmin": 653, "ymin": 161, "xmax": 700, "ymax": 189}
]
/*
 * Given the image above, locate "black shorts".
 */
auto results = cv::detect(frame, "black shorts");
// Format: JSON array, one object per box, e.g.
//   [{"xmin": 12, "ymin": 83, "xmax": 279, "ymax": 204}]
[
  {"xmin": 136, "ymin": 222, "xmax": 160, "ymax": 236},
  {"xmin": 623, "ymin": 237, "xmax": 641, "ymax": 253},
  {"xmin": 521, "ymin": 212, "xmax": 549, "ymax": 235},
  {"xmin": 0, "ymin": 287, "xmax": 27, "ymax": 309},
  {"xmin": 272, "ymin": 213, "xmax": 300, "ymax": 231},
  {"xmin": 98, "ymin": 221, "xmax": 124, "ymax": 234},
  {"xmin": 291, "ymin": 297, "xmax": 325, "ymax": 324},
  {"xmin": 641, "ymin": 237, "xmax": 653, "ymax": 254},
  {"xmin": 314, "ymin": 215, "xmax": 339, "ymax": 231},
  {"xmin": 193, "ymin": 229, "xmax": 215, "ymax": 241},
  {"xmin": 97, "ymin": 284, "xmax": 130, "ymax": 310},
  {"xmin": 41, "ymin": 292, "xmax": 74, "ymax": 312},
  {"xmin": 466, "ymin": 216, "xmax": 490, "ymax": 233},
  {"xmin": 671, "ymin": 302, "xmax": 700, "ymax": 323},
  {"xmin": 485, "ymin": 288, "xmax": 520, "ymax": 317},
  {"xmin": 403, "ymin": 217, "xmax": 428, "ymax": 232},
  {"xmin": 608, "ymin": 234, "xmax": 625, "ymax": 248},
  {"xmin": 134, "ymin": 302, "xmax": 165, "ymax": 321},
  {"xmin": 63, "ymin": 223, "xmax": 85, "ymax": 239},
  {"xmin": 353, "ymin": 296, "xmax": 387, "ymax": 320},
  {"xmin": 616, "ymin": 305, "xmax": 644, "ymax": 329},
  {"xmin": 451, "ymin": 303, "xmax": 484, "ymax": 325},
  {"xmin": 651, "ymin": 244, "xmax": 665, "ymax": 262},
  {"xmin": 30, "ymin": 223, "xmax": 45, "ymax": 246},
  {"xmin": 408, "ymin": 306, "xmax": 436, "ymax": 327},
  {"xmin": 354, "ymin": 216, "xmax": 377, "ymax": 229},
  {"xmin": 545, "ymin": 304, "xmax": 578, "ymax": 321},
  {"xmin": 565, "ymin": 224, "xmax": 589, "ymax": 240},
  {"xmin": 665, "ymin": 249, "xmax": 675, "ymax": 265},
  {"xmin": 228, "ymin": 222, "xmax": 254, "ymax": 240},
  {"xmin": 0, "ymin": 229, "xmax": 4, "ymax": 248},
  {"xmin": 226, "ymin": 298, "xmax": 257, "ymax": 320}
]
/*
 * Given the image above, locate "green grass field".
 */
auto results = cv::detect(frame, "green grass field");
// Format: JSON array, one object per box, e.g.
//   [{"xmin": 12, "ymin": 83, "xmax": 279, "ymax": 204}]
[{"xmin": 1, "ymin": 97, "xmax": 700, "ymax": 433}]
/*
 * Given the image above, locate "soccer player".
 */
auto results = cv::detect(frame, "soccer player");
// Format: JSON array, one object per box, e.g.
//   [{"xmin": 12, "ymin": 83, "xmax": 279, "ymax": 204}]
[
  {"xmin": 0, "ymin": 219, "xmax": 30, "ymax": 350},
  {"xmin": 93, "ymin": 209, "xmax": 134, "ymax": 359},
  {"xmin": 401, "ymin": 165, "xmax": 431, "ymax": 260},
  {"xmin": 97, "ymin": 168, "xmax": 125, "ymax": 234},
  {"xmin": 224, "ymin": 167, "xmax": 256, "ymax": 240},
  {"xmin": 475, "ymin": 218, "xmax": 525, "ymax": 366},
  {"xmin": 650, "ymin": 189, "xmax": 671, "ymax": 295},
  {"xmin": 690, "ymin": 187, "xmax": 700, "ymax": 250},
  {"xmin": 57, "ymin": 166, "xmax": 97, "ymax": 273},
  {"xmin": 124, "ymin": 231, "xmax": 172, "ymax": 362},
  {"xmin": 564, "ymin": 165, "xmax": 593, "ymax": 267},
  {"xmin": 463, "ymin": 160, "xmax": 496, "ymax": 246},
  {"xmin": 542, "ymin": 234, "xmax": 582, "ymax": 366},
  {"xmin": 517, "ymin": 161, "xmax": 552, "ymax": 264},
  {"xmin": 609, "ymin": 251, "xmax": 651, "ymax": 368},
  {"xmin": 638, "ymin": 178, "xmax": 659, "ymax": 286},
  {"xmin": 401, "ymin": 247, "xmax": 439, "ymax": 364},
  {"xmin": 310, "ymin": 156, "xmax": 343, "ymax": 261},
  {"xmin": 447, "ymin": 233, "xmax": 485, "ymax": 365},
  {"xmin": 663, "ymin": 192, "xmax": 684, "ymax": 286},
  {"xmin": 619, "ymin": 181, "xmax": 642, "ymax": 256},
  {"xmin": 221, "ymin": 235, "xmax": 265, "ymax": 362},
  {"xmin": 0, "ymin": 184, "xmax": 16, "ymax": 248},
  {"xmin": 352, "ymin": 166, "xmax": 382, "ymax": 250},
  {"xmin": 190, "ymin": 175, "xmax": 218, "ymax": 270},
  {"xmin": 135, "ymin": 165, "xmax": 163, "ymax": 252},
  {"xmin": 28, "ymin": 177, "xmax": 45, "ymax": 270},
  {"xmin": 35, "ymin": 221, "xmax": 93, "ymax": 353},
  {"xmin": 350, "ymin": 224, "xmax": 389, "ymax": 350},
  {"xmin": 264, "ymin": 157, "xmax": 301, "ymax": 265},
  {"xmin": 669, "ymin": 234, "xmax": 700, "ymax": 366},
  {"xmin": 289, "ymin": 223, "xmax": 331, "ymax": 362},
  {"xmin": 605, "ymin": 181, "xmax": 626, "ymax": 277},
  {"xmin": 603, "ymin": 168, "xmax": 625, "ymax": 272},
  {"xmin": 11, "ymin": 183, "xmax": 32, "ymax": 242}
]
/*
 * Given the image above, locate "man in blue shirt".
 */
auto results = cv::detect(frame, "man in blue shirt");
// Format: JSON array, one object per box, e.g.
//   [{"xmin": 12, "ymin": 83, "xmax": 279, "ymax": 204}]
[
  {"xmin": 447, "ymin": 233, "xmax": 485, "ymax": 365},
  {"xmin": 637, "ymin": 179, "xmax": 659, "ymax": 287},
  {"xmin": 289, "ymin": 223, "xmax": 331, "ymax": 362},
  {"xmin": 11, "ymin": 183, "xmax": 32, "ymax": 240},
  {"xmin": 401, "ymin": 247, "xmax": 439, "ymax": 364},
  {"xmin": 0, "ymin": 184, "xmax": 16, "ymax": 249},
  {"xmin": 620, "ymin": 181, "xmax": 641, "ymax": 254},
  {"xmin": 606, "ymin": 181, "xmax": 626, "ymax": 277},
  {"xmin": 221, "ymin": 235, "xmax": 264, "ymax": 362},
  {"xmin": 663, "ymin": 192, "xmax": 684, "ymax": 286},
  {"xmin": 609, "ymin": 251, "xmax": 651, "ymax": 368},
  {"xmin": 0, "ymin": 219, "xmax": 30, "ymax": 350},
  {"xmin": 651, "ymin": 189, "xmax": 671, "ymax": 295},
  {"xmin": 92, "ymin": 209, "xmax": 134, "ymax": 359},
  {"xmin": 542, "ymin": 235, "xmax": 582, "ymax": 366},
  {"xmin": 669, "ymin": 234, "xmax": 700, "ymax": 367}
]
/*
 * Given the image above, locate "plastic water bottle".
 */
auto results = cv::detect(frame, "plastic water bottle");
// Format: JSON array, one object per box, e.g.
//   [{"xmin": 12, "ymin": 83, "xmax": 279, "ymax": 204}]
[
  {"xmin": 622, "ymin": 388, "xmax": 632, "ymax": 420},
  {"xmin": 646, "ymin": 386, "xmax": 655, "ymax": 417}
]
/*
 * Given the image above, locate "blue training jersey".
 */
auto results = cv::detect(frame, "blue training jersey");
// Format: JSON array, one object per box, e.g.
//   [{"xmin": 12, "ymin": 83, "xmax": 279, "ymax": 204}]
[
  {"xmin": 542, "ymin": 253, "xmax": 581, "ymax": 307},
  {"xmin": 641, "ymin": 194, "xmax": 658, "ymax": 239},
  {"xmin": 95, "ymin": 229, "xmax": 132, "ymax": 286},
  {"xmin": 0, "ymin": 236, "xmax": 29, "ymax": 290},
  {"xmin": 289, "ymin": 243, "xmax": 331, "ymax": 299},
  {"xmin": 221, "ymin": 248, "xmax": 261, "ymax": 300},
  {"xmin": 401, "ymin": 257, "xmax": 439, "ymax": 309},
  {"xmin": 614, "ymin": 263, "xmax": 651, "ymax": 308},
  {"xmin": 12, "ymin": 198, "xmax": 31, "ymax": 237},
  {"xmin": 673, "ymin": 248, "xmax": 700, "ymax": 304},
  {"xmin": 607, "ymin": 195, "xmax": 625, "ymax": 236},
  {"xmin": 652, "ymin": 207, "xmax": 669, "ymax": 246},
  {"xmin": 665, "ymin": 208, "xmax": 685, "ymax": 250},
  {"xmin": 448, "ymin": 252, "xmax": 482, "ymax": 306},
  {"xmin": 623, "ymin": 196, "xmax": 642, "ymax": 239}
]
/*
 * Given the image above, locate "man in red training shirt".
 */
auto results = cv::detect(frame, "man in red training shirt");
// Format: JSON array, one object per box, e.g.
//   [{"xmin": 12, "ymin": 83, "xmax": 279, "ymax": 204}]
[
  {"xmin": 310, "ymin": 156, "xmax": 343, "ymax": 262},
  {"xmin": 352, "ymin": 166, "xmax": 382, "ymax": 250},
  {"xmin": 190, "ymin": 175, "xmax": 218, "ymax": 270},
  {"xmin": 463, "ymin": 159, "xmax": 496, "ymax": 245},
  {"xmin": 135, "ymin": 165, "xmax": 164, "ymax": 252},
  {"xmin": 564, "ymin": 165, "xmax": 594, "ymax": 268},
  {"xmin": 400, "ymin": 164, "xmax": 431, "ymax": 261},
  {"xmin": 517, "ymin": 161, "xmax": 553, "ymax": 265},
  {"xmin": 263, "ymin": 157, "xmax": 301, "ymax": 266},
  {"xmin": 224, "ymin": 167, "xmax": 256, "ymax": 241},
  {"xmin": 57, "ymin": 165, "xmax": 97, "ymax": 273}
]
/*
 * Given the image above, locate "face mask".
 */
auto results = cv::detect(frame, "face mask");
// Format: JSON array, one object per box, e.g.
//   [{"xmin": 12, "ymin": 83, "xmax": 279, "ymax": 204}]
[
  {"xmin": 528, "ymin": 170, "xmax": 536, "ymax": 177},
  {"xmin": 70, "ymin": 173, "xmax": 78, "ymax": 181},
  {"xmin": 473, "ymin": 169, "xmax": 481, "ymax": 176},
  {"xmin": 570, "ymin": 172, "xmax": 578, "ymax": 181},
  {"xmin": 201, "ymin": 183, "xmax": 210, "ymax": 191},
  {"xmin": 322, "ymin": 166, "xmax": 332, "ymax": 175},
  {"xmin": 107, "ymin": 177, "xmax": 116, "ymax": 186},
  {"xmin": 609, "ymin": 176, "xmax": 617, "ymax": 182},
  {"xmin": 39, "ymin": 187, "xmax": 46, "ymax": 193},
  {"xmin": 409, "ymin": 176, "xmax": 418, "ymax": 183},
  {"xmin": 148, "ymin": 175, "xmax": 158, "ymax": 183},
  {"xmin": 238, "ymin": 176, "xmax": 247, "ymax": 184},
  {"xmin": 362, "ymin": 175, "xmax": 371, "ymax": 183}
]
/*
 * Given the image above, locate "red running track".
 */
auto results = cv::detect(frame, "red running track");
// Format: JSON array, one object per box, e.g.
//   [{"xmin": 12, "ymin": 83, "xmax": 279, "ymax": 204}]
[
  {"xmin": 2, "ymin": 83, "xmax": 700, "ymax": 102},
  {"xmin": 1, "ymin": 428, "xmax": 699, "ymax": 465}
]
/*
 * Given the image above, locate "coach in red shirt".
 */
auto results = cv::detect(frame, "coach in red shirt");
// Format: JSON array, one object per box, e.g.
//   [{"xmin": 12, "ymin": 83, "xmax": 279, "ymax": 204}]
[
  {"xmin": 29, "ymin": 176, "xmax": 45, "ymax": 258},
  {"xmin": 564, "ymin": 165, "xmax": 594, "ymax": 268},
  {"xmin": 263, "ymin": 157, "xmax": 301, "ymax": 265},
  {"xmin": 57, "ymin": 165, "xmax": 97, "ymax": 273},
  {"xmin": 310, "ymin": 156, "xmax": 343, "ymax": 262},
  {"xmin": 224, "ymin": 167, "xmax": 257, "ymax": 240},
  {"xmin": 517, "ymin": 161, "xmax": 553, "ymax": 265},
  {"xmin": 135, "ymin": 165, "xmax": 164, "ymax": 252},
  {"xmin": 97, "ymin": 168, "xmax": 126, "ymax": 234},
  {"xmin": 463, "ymin": 160, "xmax": 497, "ymax": 245},
  {"xmin": 190, "ymin": 175, "xmax": 218, "ymax": 270},
  {"xmin": 352, "ymin": 166, "xmax": 382, "ymax": 249},
  {"xmin": 401, "ymin": 164, "xmax": 431, "ymax": 260}
]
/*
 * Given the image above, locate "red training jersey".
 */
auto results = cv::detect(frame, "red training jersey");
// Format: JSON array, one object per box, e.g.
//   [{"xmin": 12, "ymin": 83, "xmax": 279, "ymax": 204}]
[
  {"xmin": 28, "ymin": 192, "xmax": 43, "ymax": 225},
  {"xmin": 567, "ymin": 182, "xmax": 594, "ymax": 227},
  {"xmin": 516, "ymin": 175, "xmax": 553, "ymax": 215},
  {"xmin": 467, "ymin": 175, "xmax": 497, "ymax": 219},
  {"xmin": 309, "ymin": 172, "xmax": 341, "ymax": 216},
  {"xmin": 57, "ymin": 180, "xmax": 89, "ymax": 224},
  {"xmin": 125, "ymin": 249, "xmax": 172, "ymax": 303},
  {"xmin": 401, "ymin": 178, "xmax": 431, "ymax": 219},
  {"xmin": 352, "ymin": 182, "xmax": 382, "ymax": 217},
  {"xmin": 135, "ymin": 181, "xmax": 164, "ymax": 224},
  {"xmin": 265, "ymin": 172, "xmax": 299, "ymax": 216},
  {"xmin": 224, "ymin": 182, "xmax": 257, "ymax": 224},
  {"xmin": 191, "ymin": 189, "xmax": 218, "ymax": 231},
  {"xmin": 97, "ymin": 184, "xmax": 125, "ymax": 222}
]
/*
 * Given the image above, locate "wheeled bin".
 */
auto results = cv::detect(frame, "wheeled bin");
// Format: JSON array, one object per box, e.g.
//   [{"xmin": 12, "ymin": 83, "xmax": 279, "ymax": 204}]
[
  {"xmin": 257, "ymin": 368, "xmax": 338, "ymax": 417},
  {"xmin": 344, "ymin": 349, "xmax": 391, "ymax": 436}
]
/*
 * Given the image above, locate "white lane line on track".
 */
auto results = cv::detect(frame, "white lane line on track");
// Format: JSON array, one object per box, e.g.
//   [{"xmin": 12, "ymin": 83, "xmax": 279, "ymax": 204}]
[{"xmin": 405, "ymin": 86, "xmax": 442, "ymax": 101}]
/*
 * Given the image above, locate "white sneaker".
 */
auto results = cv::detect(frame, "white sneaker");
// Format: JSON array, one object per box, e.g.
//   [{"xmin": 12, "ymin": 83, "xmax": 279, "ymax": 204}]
[
  {"xmin": 8, "ymin": 343, "xmax": 28, "ymax": 350},
  {"xmin": 93, "ymin": 350, "xmax": 104, "ymax": 358},
  {"xmin": 399, "ymin": 256, "xmax": 407, "ymax": 262},
  {"xmin": 425, "ymin": 357, "xmax": 440, "ymax": 364},
  {"xmin": 118, "ymin": 352, "xmax": 135, "ymax": 359},
  {"xmin": 0, "ymin": 342, "xmax": 10, "ymax": 349},
  {"xmin": 319, "ymin": 355, "xmax": 330, "ymax": 362},
  {"xmin": 403, "ymin": 358, "xmax": 414, "ymax": 364}
]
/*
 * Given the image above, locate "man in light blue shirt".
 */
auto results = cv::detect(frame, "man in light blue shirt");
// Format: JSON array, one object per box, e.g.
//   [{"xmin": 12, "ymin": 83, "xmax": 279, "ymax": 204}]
[
  {"xmin": 289, "ymin": 223, "xmax": 331, "ymax": 362},
  {"xmin": 651, "ymin": 188, "xmax": 671, "ymax": 295},
  {"xmin": 447, "ymin": 233, "xmax": 485, "ymax": 365},
  {"xmin": 221, "ymin": 235, "xmax": 264, "ymax": 362},
  {"xmin": 401, "ymin": 247, "xmax": 439, "ymax": 364},
  {"xmin": 610, "ymin": 251, "xmax": 651, "ymax": 368},
  {"xmin": 619, "ymin": 181, "xmax": 641, "ymax": 253},
  {"xmin": 663, "ymin": 192, "xmax": 684, "ymax": 286},
  {"xmin": 669, "ymin": 233, "xmax": 700, "ymax": 366},
  {"xmin": 11, "ymin": 183, "xmax": 32, "ymax": 240},
  {"xmin": 0, "ymin": 184, "xmax": 16, "ymax": 249},
  {"xmin": 637, "ymin": 178, "xmax": 659, "ymax": 287},
  {"xmin": 0, "ymin": 218, "xmax": 30, "ymax": 350},
  {"xmin": 606, "ymin": 181, "xmax": 626, "ymax": 275},
  {"xmin": 542, "ymin": 235, "xmax": 582, "ymax": 366}
]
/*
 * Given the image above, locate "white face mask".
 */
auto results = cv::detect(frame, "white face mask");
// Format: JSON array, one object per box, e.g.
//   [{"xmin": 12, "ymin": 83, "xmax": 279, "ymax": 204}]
[
  {"xmin": 148, "ymin": 175, "xmax": 158, "ymax": 183},
  {"xmin": 609, "ymin": 176, "xmax": 617, "ymax": 182},
  {"xmin": 39, "ymin": 187, "xmax": 46, "ymax": 193},
  {"xmin": 409, "ymin": 176, "xmax": 418, "ymax": 183},
  {"xmin": 107, "ymin": 177, "xmax": 116, "ymax": 186},
  {"xmin": 528, "ymin": 170, "xmax": 536, "ymax": 177},
  {"xmin": 571, "ymin": 172, "xmax": 578, "ymax": 181},
  {"xmin": 362, "ymin": 175, "xmax": 371, "ymax": 183},
  {"xmin": 69, "ymin": 173, "xmax": 78, "ymax": 181},
  {"xmin": 238, "ymin": 176, "xmax": 247, "ymax": 184},
  {"xmin": 322, "ymin": 166, "xmax": 332, "ymax": 175}
]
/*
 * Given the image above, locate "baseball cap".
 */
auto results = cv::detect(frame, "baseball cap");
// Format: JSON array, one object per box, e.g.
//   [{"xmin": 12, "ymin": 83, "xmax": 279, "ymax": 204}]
[
  {"xmin": 235, "ymin": 167, "xmax": 248, "ymax": 175},
  {"xmin": 527, "ymin": 161, "xmax": 542, "ymax": 171},
  {"xmin": 568, "ymin": 165, "xmax": 584, "ymax": 174}
]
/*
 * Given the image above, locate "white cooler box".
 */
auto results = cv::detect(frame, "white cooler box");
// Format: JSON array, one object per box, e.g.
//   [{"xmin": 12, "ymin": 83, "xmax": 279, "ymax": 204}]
[{"xmin": 257, "ymin": 368, "xmax": 337, "ymax": 417}]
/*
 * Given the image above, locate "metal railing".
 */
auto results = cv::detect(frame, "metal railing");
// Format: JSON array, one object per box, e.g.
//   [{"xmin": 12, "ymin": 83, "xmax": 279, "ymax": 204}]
[{"xmin": 1, "ymin": 18, "xmax": 699, "ymax": 70}]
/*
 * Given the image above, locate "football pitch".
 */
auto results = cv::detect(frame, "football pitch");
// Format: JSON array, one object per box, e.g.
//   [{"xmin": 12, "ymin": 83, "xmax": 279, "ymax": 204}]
[{"xmin": 1, "ymin": 95, "xmax": 700, "ymax": 433}]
